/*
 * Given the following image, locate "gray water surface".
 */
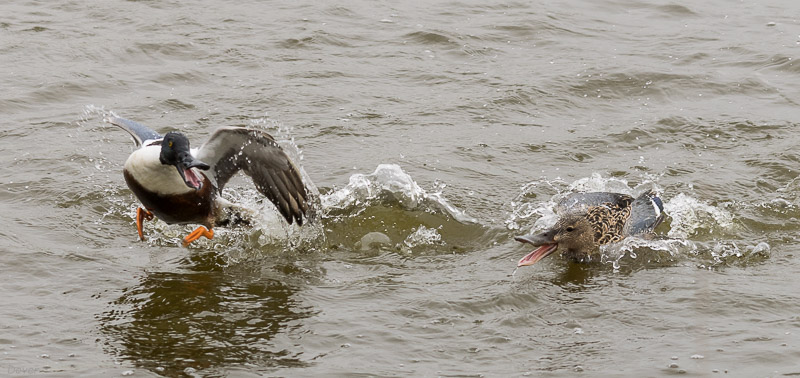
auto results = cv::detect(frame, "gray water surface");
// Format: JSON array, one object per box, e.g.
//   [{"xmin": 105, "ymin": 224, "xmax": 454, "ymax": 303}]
[{"xmin": 2, "ymin": 0, "xmax": 800, "ymax": 376}]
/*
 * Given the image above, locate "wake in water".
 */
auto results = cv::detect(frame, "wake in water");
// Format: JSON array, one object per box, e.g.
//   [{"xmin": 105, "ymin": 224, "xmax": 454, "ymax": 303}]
[
  {"xmin": 321, "ymin": 163, "xmax": 476, "ymax": 224},
  {"xmin": 319, "ymin": 164, "xmax": 484, "ymax": 254},
  {"xmin": 214, "ymin": 164, "xmax": 481, "ymax": 257},
  {"xmin": 507, "ymin": 173, "xmax": 767, "ymax": 268}
]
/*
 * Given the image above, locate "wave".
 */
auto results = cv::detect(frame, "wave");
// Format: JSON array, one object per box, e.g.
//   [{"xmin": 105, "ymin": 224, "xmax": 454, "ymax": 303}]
[
  {"xmin": 321, "ymin": 163, "xmax": 476, "ymax": 223},
  {"xmin": 319, "ymin": 164, "xmax": 483, "ymax": 254}
]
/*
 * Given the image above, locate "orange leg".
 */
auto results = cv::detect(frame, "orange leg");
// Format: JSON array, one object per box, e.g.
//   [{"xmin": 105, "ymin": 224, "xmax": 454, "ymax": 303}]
[
  {"xmin": 183, "ymin": 226, "xmax": 214, "ymax": 246},
  {"xmin": 136, "ymin": 207, "xmax": 154, "ymax": 241}
]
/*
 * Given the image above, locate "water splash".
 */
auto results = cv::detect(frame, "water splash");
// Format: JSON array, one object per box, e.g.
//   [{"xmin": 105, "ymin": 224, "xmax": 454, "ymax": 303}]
[
  {"xmin": 508, "ymin": 173, "xmax": 746, "ymax": 268},
  {"xmin": 221, "ymin": 187, "xmax": 324, "ymax": 247},
  {"xmin": 321, "ymin": 163, "xmax": 476, "ymax": 223},
  {"xmin": 705, "ymin": 240, "xmax": 770, "ymax": 266},
  {"xmin": 81, "ymin": 104, "xmax": 111, "ymax": 122},
  {"xmin": 506, "ymin": 178, "xmax": 566, "ymax": 231},
  {"xmin": 601, "ymin": 236, "xmax": 695, "ymax": 268},
  {"xmin": 664, "ymin": 193, "xmax": 734, "ymax": 239},
  {"xmin": 402, "ymin": 225, "xmax": 444, "ymax": 249},
  {"xmin": 567, "ymin": 172, "xmax": 637, "ymax": 194}
]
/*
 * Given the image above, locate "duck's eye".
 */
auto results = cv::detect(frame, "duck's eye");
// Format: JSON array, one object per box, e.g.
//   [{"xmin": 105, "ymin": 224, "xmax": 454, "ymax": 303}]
[
  {"xmin": 169, "ymin": 141, "xmax": 173, "ymax": 148},
  {"xmin": 565, "ymin": 226, "xmax": 575, "ymax": 232}
]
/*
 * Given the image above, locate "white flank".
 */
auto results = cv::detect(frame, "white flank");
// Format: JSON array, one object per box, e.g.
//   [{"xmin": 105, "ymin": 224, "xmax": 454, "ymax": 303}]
[{"xmin": 124, "ymin": 145, "xmax": 198, "ymax": 195}]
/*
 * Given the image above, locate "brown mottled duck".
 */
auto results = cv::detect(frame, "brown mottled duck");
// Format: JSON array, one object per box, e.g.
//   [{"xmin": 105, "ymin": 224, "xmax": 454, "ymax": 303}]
[{"xmin": 515, "ymin": 191, "xmax": 665, "ymax": 266}]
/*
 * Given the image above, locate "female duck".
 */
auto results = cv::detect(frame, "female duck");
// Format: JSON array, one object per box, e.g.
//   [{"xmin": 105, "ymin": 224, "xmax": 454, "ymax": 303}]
[{"xmin": 515, "ymin": 191, "xmax": 665, "ymax": 266}]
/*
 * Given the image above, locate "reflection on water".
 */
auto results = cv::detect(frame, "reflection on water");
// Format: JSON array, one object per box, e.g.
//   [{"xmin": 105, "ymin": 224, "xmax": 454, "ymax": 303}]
[
  {"xmin": 550, "ymin": 262, "xmax": 597, "ymax": 288},
  {"xmin": 92, "ymin": 161, "xmax": 485, "ymax": 375},
  {"xmin": 98, "ymin": 252, "xmax": 316, "ymax": 376}
]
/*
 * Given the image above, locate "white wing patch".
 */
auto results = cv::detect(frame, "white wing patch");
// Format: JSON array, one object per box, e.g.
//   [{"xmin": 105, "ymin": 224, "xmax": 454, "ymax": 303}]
[{"xmin": 650, "ymin": 196, "xmax": 662, "ymax": 217}]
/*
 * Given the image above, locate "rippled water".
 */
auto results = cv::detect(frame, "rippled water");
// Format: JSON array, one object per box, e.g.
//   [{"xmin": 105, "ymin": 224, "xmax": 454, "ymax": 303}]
[{"xmin": 3, "ymin": 0, "xmax": 800, "ymax": 376}]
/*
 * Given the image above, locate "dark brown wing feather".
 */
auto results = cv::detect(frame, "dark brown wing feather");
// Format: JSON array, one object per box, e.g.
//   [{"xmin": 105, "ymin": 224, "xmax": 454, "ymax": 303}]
[
  {"xmin": 585, "ymin": 200, "xmax": 632, "ymax": 245},
  {"xmin": 195, "ymin": 127, "xmax": 309, "ymax": 225}
]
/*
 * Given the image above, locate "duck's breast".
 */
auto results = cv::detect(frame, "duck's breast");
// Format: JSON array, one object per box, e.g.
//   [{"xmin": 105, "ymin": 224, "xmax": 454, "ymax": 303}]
[
  {"xmin": 123, "ymin": 145, "xmax": 193, "ymax": 196},
  {"xmin": 123, "ymin": 146, "xmax": 215, "ymax": 225}
]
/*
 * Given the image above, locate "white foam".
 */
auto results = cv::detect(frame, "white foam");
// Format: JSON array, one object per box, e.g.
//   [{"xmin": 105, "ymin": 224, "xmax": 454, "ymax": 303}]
[
  {"xmin": 709, "ymin": 240, "xmax": 771, "ymax": 264},
  {"xmin": 567, "ymin": 172, "xmax": 635, "ymax": 194},
  {"xmin": 507, "ymin": 173, "xmax": 659, "ymax": 233},
  {"xmin": 664, "ymin": 193, "xmax": 734, "ymax": 239},
  {"xmin": 321, "ymin": 164, "xmax": 477, "ymax": 223},
  {"xmin": 403, "ymin": 225, "xmax": 444, "ymax": 249},
  {"xmin": 601, "ymin": 236, "xmax": 696, "ymax": 268}
]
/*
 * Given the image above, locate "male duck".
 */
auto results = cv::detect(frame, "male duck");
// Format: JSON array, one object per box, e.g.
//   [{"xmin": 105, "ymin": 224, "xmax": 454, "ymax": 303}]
[
  {"xmin": 515, "ymin": 190, "xmax": 665, "ymax": 266},
  {"xmin": 108, "ymin": 116, "xmax": 310, "ymax": 246}
]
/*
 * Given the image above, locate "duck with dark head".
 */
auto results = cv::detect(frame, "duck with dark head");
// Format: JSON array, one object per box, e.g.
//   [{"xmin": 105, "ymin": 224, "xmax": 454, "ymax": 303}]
[{"xmin": 110, "ymin": 116, "xmax": 311, "ymax": 246}]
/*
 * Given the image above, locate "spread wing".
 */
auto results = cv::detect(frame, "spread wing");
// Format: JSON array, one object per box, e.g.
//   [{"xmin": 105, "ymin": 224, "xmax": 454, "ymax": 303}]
[
  {"xmin": 107, "ymin": 116, "xmax": 162, "ymax": 147},
  {"xmin": 195, "ymin": 127, "xmax": 309, "ymax": 225}
]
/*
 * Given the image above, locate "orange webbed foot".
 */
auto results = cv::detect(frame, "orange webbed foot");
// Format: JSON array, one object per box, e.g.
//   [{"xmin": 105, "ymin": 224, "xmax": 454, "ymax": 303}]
[
  {"xmin": 183, "ymin": 226, "xmax": 214, "ymax": 246},
  {"xmin": 136, "ymin": 207, "xmax": 155, "ymax": 241}
]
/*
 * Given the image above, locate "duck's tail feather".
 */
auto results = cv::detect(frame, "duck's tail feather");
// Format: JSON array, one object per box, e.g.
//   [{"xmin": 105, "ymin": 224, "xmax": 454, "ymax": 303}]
[{"xmin": 106, "ymin": 116, "xmax": 163, "ymax": 147}]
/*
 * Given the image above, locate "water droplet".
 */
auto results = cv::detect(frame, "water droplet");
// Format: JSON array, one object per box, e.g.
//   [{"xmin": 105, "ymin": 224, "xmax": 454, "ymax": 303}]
[
  {"xmin": 691, "ymin": 354, "xmax": 704, "ymax": 359},
  {"xmin": 121, "ymin": 370, "xmax": 134, "ymax": 376},
  {"xmin": 668, "ymin": 363, "xmax": 679, "ymax": 368}
]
